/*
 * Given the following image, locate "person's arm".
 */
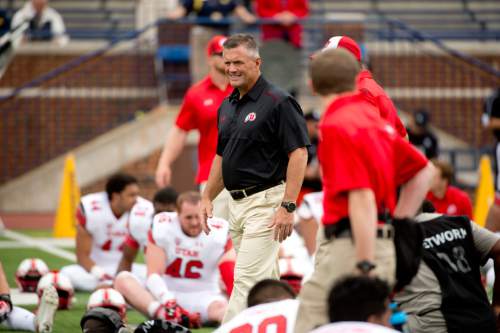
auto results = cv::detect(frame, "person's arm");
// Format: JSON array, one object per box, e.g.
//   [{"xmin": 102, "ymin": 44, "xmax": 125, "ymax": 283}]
[
  {"xmin": 145, "ymin": 237, "xmax": 175, "ymax": 303},
  {"xmin": 234, "ymin": 4, "xmax": 257, "ymax": 24},
  {"xmin": 201, "ymin": 155, "xmax": 225, "ymax": 234},
  {"xmin": 268, "ymin": 147, "xmax": 308, "ymax": 242},
  {"xmin": 349, "ymin": 189, "xmax": 377, "ymax": 265},
  {"xmin": 0, "ymin": 262, "xmax": 12, "ymax": 321},
  {"xmin": 394, "ymin": 162, "xmax": 435, "ymax": 218},
  {"xmin": 76, "ymin": 224, "xmax": 96, "ymax": 272},
  {"xmin": 115, "ymin": 244, "xmax": 139, "ymax": 275},
  {"xmin": 155, "ymin": 126, "xmax": 188, "ymax": 187},
  {"xmin": 485, "ymin": 118, "xmax": 500, "ymax": 130},
  {"xmin": 0, "ymin": 263, "xmax": 9, "ymax": 295},
  {"xmin": 488, "ymin": 240, "xmax": 500, "ymax": 314},
  {"xmin": 296, "ymin": 217, "xmax": 318, "ymax": 257}
]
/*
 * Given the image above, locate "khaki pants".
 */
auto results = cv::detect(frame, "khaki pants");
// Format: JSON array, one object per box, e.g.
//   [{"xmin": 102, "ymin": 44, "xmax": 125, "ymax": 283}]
[
  {"xmin": 222, "ymin": 183, "xmax": 285, "ymax": 323},
  {"xmin": 294, "ymin": 232, "xmax": 396, "ymax": 333}
]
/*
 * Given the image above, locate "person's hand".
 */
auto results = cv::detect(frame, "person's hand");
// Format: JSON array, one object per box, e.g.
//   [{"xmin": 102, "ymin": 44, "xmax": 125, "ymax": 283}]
[
  {"xmin": 268, "ymin": 207, "xmax": 293, "ymax": 242},
  {"xmin": 274, "ymin": 11, "xmax": 297, "ymax": 26},
  {"xmin": 155, "ymin": 164, "xmax": 172, "ymax": 188},
  {"xmin": 200, "ymin": 197, "xmax": 213, "ymax": 235}
]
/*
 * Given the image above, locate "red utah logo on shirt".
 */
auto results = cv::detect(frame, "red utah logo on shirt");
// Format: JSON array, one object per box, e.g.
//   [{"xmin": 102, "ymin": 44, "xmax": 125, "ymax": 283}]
[{"xmin": 244, "ymin": 112, "xmax": 256, "ymax": 123}]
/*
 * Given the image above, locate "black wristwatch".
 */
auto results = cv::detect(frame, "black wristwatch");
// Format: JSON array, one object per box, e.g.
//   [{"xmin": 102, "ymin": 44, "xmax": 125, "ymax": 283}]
[
  {"xmin": 281, "ymin": 201, "xmax": 297, "ymax": 213},
  {"xmin": 356, "ymin": 260, "xmax": 376, "ymax": 274}
]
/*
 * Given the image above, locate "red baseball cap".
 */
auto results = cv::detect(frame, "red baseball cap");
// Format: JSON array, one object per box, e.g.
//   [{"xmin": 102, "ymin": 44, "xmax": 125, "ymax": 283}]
[
  {"xmin": 320, "ymin": 36, "xmax": 362, "ymax": 62},
  {"xmin": 206, "ymin": 35, "xmax": 227, "ymax": 57}
]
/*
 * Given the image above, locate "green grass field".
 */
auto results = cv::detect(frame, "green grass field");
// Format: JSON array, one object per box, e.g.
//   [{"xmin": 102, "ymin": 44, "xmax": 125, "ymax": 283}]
[{"xmin": 0, "ymin": 230, "xmax": 212, "ymax": 333}]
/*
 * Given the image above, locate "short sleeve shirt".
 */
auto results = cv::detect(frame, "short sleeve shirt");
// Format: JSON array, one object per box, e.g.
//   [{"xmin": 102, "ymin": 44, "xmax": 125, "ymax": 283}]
[
  {"xmin": 426, "ymin": 186, "xmax": 473, "ymax": 220},
  {"xmin": 395, "ymin": 213, "xmax": 499, "ymax": 333},
  {"xmin": 175, "ymin": 76, "xmax": 233, "ymax": 184},
  {"xmin": 318, "ymin": 93, "xmax": 427, "ymax": 225},
  {"xmin": 357, "ymin": 69, "xmax": 407, "ymax": 138},
  {"xmin": 216, "ymin": 76, "xmax": 310, "ymax": 190}
]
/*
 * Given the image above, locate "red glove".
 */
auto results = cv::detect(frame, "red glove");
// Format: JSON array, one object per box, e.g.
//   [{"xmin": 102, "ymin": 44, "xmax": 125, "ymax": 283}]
[{"xmin": 179, "ymin": 305, "xmax": 201, "ymax": 329}]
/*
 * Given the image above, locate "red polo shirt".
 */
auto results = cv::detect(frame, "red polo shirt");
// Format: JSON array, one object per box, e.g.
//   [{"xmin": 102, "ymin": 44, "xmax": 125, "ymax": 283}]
[
  {"xmin": 357, "ymin": 69, "xmax": 407, "ymax": 138},
  {"xmin": 319, "ymin": 93, "xmax": 428, "ymax": 226},
  {"xmin": 426, "ymin": 186, "xmax": 473, "ymax": 219},
  {"xmin": 175, "ymin": 76, "xmax": 233, "ymax": 184}
]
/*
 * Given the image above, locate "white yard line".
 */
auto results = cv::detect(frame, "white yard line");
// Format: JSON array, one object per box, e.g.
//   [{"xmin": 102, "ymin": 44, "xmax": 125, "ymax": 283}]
[{"xmin": 3, "ymin": 229, "xmax": 76, "ymax": 262}]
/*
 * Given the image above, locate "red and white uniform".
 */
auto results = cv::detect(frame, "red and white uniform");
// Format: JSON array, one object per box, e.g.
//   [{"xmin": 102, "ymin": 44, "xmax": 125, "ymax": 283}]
[
  {"xmin": 124, "ymin": 199, "xmax": 155, "ymax": 251},
  {"xmin": 311, "ymin": 322, "xmax": 399, "ymax": 333},
  {"xmin": 149, "ymin": 212, "xmax": 231, "ymax": 320},
  {"xmin": 296, "ymin": 191, "xmax": 324, "ymax": 224},
  {"xmin": 426, "ymin": 186, "xmax": 473, "ymax": 220},
  {"xmin": 150, "ymin": 212, "xmax": 230, "ymax": 292},
  {"xmin": 213, "ymin": 299, "xmax": 299, "ymax": 333},
  {"xmin": 77, "ymin": 192, "xmax": 147, "ymax": 274}
]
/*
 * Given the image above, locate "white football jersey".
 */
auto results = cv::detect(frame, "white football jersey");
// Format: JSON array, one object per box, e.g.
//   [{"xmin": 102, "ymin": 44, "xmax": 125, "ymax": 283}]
[
  {"xmin": 127, "ymin": 199, "xmax": 155, "ymax": 249},
  {"xmin": 81, "ymin": 192, "xmax": 145, "ymax": 273},
  {"xmin": 214, "ymin": 299, "xmax": 299, "ymax": 333},
  {"xmin": 296, "ymin": 191, "xmax": 323, "ymax": 224},
  {"xmin": 150, "ymin": 212, "xmax": 230, "ymax": 293},
  {"xmin": 310, "ymin": 322, "xmax": 399, "ymax": 333}
]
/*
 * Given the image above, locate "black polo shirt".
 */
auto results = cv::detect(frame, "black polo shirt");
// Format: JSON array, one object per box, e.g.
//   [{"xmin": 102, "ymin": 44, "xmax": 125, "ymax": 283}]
[{"xmin": 216, "ymin": 76, "xmax": 310, "ymax": 191}]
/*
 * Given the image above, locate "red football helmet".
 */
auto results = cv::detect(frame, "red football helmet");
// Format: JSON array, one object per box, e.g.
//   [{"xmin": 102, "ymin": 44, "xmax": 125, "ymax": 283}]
[
  {"xmin": 37, "ymin": 272, "xmax": 74, "ymax": 310},
  {"xmin": 279, "ymin": 257, "xmax": 305, "ymax": 294},
  {"xmin": 15, "ymin": 258, "xmax": 49, "ymax": 292}
]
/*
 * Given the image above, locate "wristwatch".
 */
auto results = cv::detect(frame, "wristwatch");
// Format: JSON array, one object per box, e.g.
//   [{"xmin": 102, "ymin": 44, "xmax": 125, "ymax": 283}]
[
  {"xmin": 281, "ymin": 201, "xmax": 297, "ymax": 213},
  {"xmin": 356, "ymin": 260, "xmax": 377, "ymax": 274}
]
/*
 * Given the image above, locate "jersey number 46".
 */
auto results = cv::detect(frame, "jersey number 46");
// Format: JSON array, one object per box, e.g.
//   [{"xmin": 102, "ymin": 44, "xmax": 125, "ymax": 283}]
[{"xmin": 165, "ymin": 258, "xmax": 203, "ymax": 279}]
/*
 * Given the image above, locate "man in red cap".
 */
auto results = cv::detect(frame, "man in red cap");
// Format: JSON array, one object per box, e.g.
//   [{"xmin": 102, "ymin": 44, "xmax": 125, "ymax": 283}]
[
  {"xmin": 319, "ymin": 35, "xmax": 407, "ymax": 139},
  {"xmin": 156, "ymin": 35, "xmax": 233, "ymax": 219}
]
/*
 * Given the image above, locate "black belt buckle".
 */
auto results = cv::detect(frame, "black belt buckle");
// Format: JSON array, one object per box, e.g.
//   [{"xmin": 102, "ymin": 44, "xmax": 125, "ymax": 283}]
[{"xmin": 229, "ymin": 180, "xmax": 284, "ymax": 201}]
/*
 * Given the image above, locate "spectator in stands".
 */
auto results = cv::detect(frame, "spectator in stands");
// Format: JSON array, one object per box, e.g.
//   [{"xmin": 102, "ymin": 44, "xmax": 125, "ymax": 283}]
[
  {"xmin": 11, "ymin": 0, "xmax": 68, "ymax": 47},
  {"xmin": 167, "ymin": 0, "xmax": 255, "ymax": 84},
  {"xmin": 255, "ymin": 0, "xmax": 308, "ymax": 97},
  {"xmin": 426, "ymin": 159, "xmax": 473, "ymax": 219},
  {"xmin": 394, "ymin": 205, "xmax": 500, "ymax": 333},
  {"xmin": 155, "ymin": 35, "xmax": 232, "ymax": 220},
  {"xmin": 407, "ymin": 108, "xmax": 439, "ymax": 159},
  {"xmin": 315, "ymin": 36, "xmax": 407, "ymax": 139},
  {"xmin": 310, "ymin": 276, "xmax": 398, "ymax": 333},
  {"xmin": 483, "ymin": 88, "xmax": 500, "ymax": 233}
]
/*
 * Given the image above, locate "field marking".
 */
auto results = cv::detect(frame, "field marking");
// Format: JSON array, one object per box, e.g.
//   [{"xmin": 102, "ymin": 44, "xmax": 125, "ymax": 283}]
[{"xmin": 2, "ymin": 229, "xmax": 76, "ymax": 262}]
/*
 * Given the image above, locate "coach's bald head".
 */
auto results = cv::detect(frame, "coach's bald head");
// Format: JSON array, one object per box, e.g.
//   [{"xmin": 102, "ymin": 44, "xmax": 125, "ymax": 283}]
[{"xmin": 309, "ymin": 48, "xmax": 360, "ymax": 97}]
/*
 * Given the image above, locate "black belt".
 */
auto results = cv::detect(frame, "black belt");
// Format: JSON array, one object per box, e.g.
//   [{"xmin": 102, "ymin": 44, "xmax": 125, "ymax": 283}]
[
  {"xmin": 229, "ymin": 180, "xmax": 284, "ymax": 200},
  {"xmin": 324, "ymin": 215, "xmax": 392, "ymax": 240}
]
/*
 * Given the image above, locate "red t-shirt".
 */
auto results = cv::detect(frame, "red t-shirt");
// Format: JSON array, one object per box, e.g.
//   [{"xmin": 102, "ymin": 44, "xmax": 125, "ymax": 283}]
[
  {"xmin": 426, "ymin": 186, "xmax": 473, "ymax": 219},
  {"xmin": 255, "ymin": 0, "xmax": 308, "ymax": 48},
  {"xmin": 319, "ymin": 93, "xmax": 428, "ymax": 225},
  {"xmin": 175, "ymin": 76, "xmax": 233, "ymax": 184},
  {"xmin": 357, "ymin": 69, "xmax": 407, "ymax": 138}
]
